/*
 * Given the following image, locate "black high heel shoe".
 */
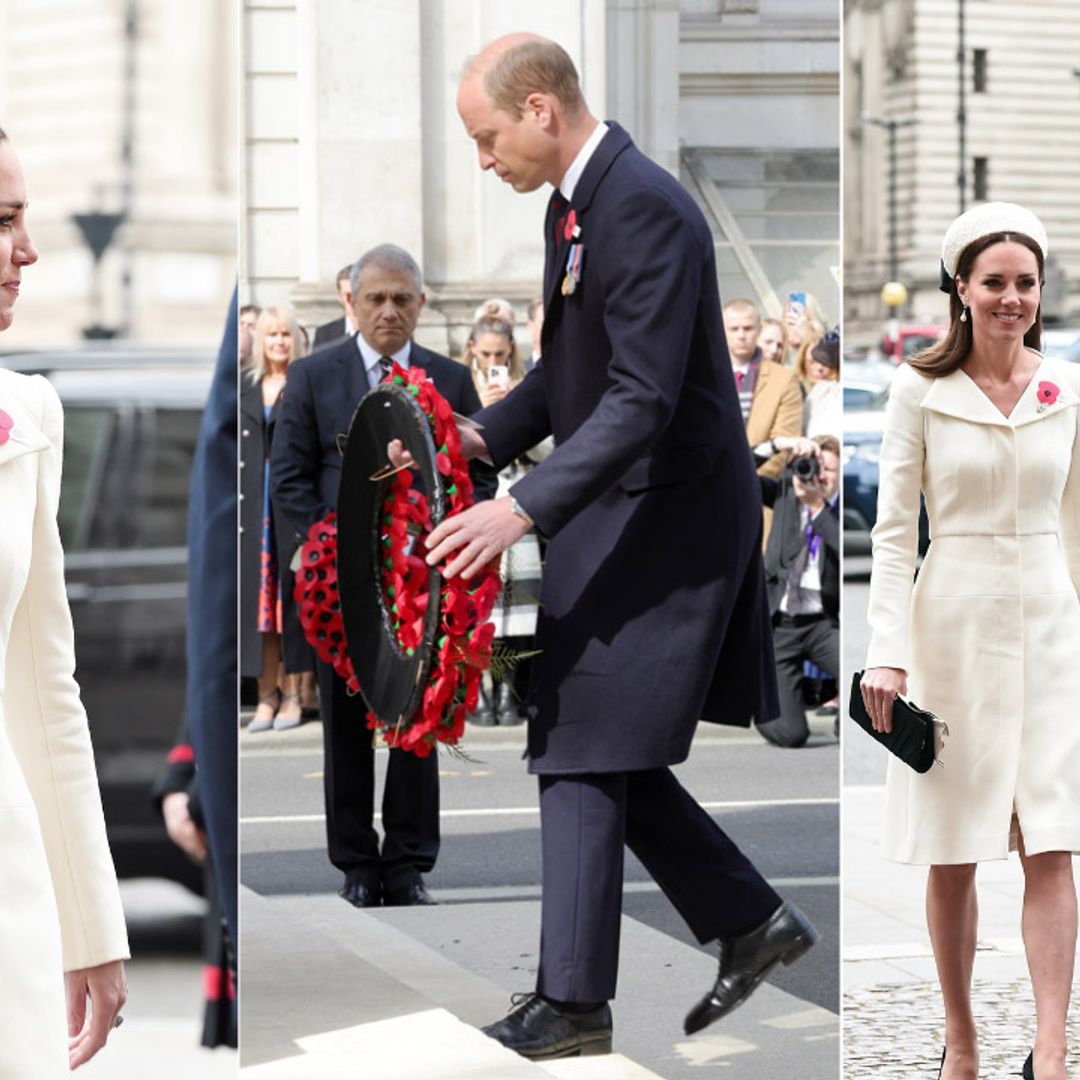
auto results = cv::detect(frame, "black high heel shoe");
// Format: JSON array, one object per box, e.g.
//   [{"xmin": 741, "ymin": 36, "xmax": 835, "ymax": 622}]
[
  {"xmin": 938, "ymin": 1047, "xmax": 946, "ymax": 1078},
  {"xmin": 1021, "ymin": 1050, "xmax": 1034, "ymax": 1080}
]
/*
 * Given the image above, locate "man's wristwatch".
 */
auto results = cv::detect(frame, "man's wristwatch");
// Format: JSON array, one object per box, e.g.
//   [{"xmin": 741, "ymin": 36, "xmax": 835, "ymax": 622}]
[{"xmin": 509, "ymin": 495, "xmax": 533, "ymax": 526}]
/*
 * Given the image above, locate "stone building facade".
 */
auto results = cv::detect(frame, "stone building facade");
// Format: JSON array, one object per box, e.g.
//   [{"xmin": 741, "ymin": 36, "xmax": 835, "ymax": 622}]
[
  {"xmin": 242, "ymin": 0, "xmax": 839, "ymax": 356},
  {"xmin": 845, "ymin": 0, "xmax": 1080, "ymax": 345}
]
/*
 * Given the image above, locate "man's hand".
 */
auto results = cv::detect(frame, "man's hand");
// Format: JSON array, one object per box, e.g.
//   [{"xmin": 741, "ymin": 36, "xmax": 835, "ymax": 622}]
[
  {"xmin": 425, "ymin": 496, "xmax": 530, "ymax": 579},
  {"xmin": 66, "ymin": 960, "xmax": 127, "ymax": 1069},
  {"xmin": 387, "ymin": 420, "xmax": 489, "ymax": 472},
  {"xmin": 162, "ymin": 790, "xmax": 208, "ymax": 862},
  {"xmin": 792, "ymin": 473, "xmax": 827, "ymax": 514}
]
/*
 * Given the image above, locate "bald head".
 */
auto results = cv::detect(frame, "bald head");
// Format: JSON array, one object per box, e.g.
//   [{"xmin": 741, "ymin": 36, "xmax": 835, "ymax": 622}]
[{"xmin": 464, "ymin": 34, "xmax": 585, "ymax": 120}]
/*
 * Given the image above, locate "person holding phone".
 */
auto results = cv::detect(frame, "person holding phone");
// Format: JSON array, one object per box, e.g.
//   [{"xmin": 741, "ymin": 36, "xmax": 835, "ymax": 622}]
[
  {"xmin": 464, "ymin": 311, "xmax": 538, "ymax": 727},
  {"xmin": 0, "ymin": 125, "xmax": 129, "ymax": 1075},
  {"xmin": 860, "ymin": 203, "xmax": 1080, "ymax": 1080}
]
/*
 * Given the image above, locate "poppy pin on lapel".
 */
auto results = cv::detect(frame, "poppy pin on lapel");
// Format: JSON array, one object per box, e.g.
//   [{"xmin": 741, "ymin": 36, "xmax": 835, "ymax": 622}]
[
  {"xmin": 1036, "ymin": 381, "xmax": 1060, "ymax": 413},
  {"xmin": 0, "ymin": 408, "xmax": 13, "ymax": 447}
]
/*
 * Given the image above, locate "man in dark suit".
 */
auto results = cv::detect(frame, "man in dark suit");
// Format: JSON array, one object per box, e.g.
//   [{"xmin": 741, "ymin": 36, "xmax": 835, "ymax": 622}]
[
  {"xmin": 757, "ymin": 435, "xmax": 840, "ymax": 749},
  {"xmin": 403, "ymin": 34, "xmax": 818, "ymax": 1059},
  {"xmin": 311, "ymin": 264, "xmax": 354, "ymax": 349},
  {"xmin": 270, "ymin": 244, "xmax": 493, "ymax": 909}
]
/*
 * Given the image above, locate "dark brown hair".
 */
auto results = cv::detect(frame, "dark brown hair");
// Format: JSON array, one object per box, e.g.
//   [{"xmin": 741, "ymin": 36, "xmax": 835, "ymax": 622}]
[
  {"xmin": 483, "ymin": 39, "xmax": 584, "ymax": 119},
  {"xmin": 909, "ymin": 231, "xmax": 1044, "ymax": 378}
]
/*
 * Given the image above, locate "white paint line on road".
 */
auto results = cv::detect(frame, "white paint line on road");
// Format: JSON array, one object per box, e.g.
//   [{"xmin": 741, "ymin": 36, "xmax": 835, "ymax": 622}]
[
  {"xmin": 240, "ymin": 796, "xmax": 838, "ymax": 826},
  {"xmin": 423, "ymin": 877, "xmax": 837, "ymax": 903}
]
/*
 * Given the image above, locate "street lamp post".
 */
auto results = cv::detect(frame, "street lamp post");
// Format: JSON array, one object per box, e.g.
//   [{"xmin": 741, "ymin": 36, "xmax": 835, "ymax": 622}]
[{"xmin": 861, "ymin": 112, "xmax": 918, "ymax": 357}]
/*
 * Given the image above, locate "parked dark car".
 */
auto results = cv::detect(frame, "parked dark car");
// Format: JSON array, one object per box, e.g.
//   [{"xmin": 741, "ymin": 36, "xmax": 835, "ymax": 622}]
[
  {"xmin": 843, "ymin": 380, "xmax": 929, "ymax": 560},
  {"xmin": 1, "ymin": 347, "xmax": 215, "ymax": 892}
]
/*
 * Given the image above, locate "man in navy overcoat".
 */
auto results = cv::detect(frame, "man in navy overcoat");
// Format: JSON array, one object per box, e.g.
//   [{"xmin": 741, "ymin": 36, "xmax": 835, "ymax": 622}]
[
  {"xmin": 414, "ymin": 35, "xmax": 819, "ymax": 1058},
  {"xmin": 271, "ymin": 244, "xmax": 494, "ymax": 909}
]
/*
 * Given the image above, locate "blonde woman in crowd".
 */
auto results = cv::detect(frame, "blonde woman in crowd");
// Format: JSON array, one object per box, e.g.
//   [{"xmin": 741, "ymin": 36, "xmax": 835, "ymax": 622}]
[
  {"xmin": 784, "ymin": 290, "xmax": 827, "ymax": 375},
  {"xmin": 240, "ymin": 307, "xmax": 313, "ymax": 732},
  {"xmin": 757, "ymin": 317, "xmax": 788, "ymax": 365},
  {"xmin": 464, "ymin": 312, "xmax": 539, "ymax": 726}
]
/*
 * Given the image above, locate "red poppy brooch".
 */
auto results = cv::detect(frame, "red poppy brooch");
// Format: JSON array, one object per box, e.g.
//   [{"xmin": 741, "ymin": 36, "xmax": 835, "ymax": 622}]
[{"xmin": 1036, "ymin": 381, "xmax": 1060, "ymax": 414}]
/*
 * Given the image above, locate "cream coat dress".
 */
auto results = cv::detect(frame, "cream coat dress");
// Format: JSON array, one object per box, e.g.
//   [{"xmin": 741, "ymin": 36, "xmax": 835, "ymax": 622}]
[
  {"xmin": 0, "ymin": 369, "xmax": 129, "ymax": 1076},
  {"xmin": 866, "ymin": 354, "xmax": 1080, "ymax": 864}
]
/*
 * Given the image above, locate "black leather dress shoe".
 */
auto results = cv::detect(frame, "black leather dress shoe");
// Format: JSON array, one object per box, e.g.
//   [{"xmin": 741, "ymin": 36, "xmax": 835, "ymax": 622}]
[
  {"xmin": 339, "ymin": 876, "xmax": 381, "ymax": 908},
  {"xmin": 494, "ymin": 681, "xmax": 525, "ymax": 726},
  {"xmin": 684, "ymin": 901, "xmax": 819, "ymax": 1034},
  {"xmin": 382, "ymin": 880, "xmax": 437, "ymax": 906},
  {"xmin": 482, "ymin": 993, "xmax": 612, "ymax": 1060}
]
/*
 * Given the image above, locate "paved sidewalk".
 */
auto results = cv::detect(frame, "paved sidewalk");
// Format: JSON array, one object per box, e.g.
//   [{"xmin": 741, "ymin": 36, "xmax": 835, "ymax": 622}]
[{"xmin": 843, "ymin": 786, "xmax": 1080, "ymax": 1079}]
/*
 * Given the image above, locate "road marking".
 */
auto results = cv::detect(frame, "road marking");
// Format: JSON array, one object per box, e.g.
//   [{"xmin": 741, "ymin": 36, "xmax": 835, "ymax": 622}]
[
  {"xmin": 240, "ymin": 797, "xmax": 838, "ymax": 826},
  {"xmin": 401, "ymin": 877, "xmax": 837, "ymax": 904}
]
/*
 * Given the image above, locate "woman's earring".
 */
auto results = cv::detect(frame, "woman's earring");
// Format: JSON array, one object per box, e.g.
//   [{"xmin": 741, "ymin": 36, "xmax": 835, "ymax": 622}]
[{"xmin": 960, "ymin": 305, "xmax": 968, "ymax": 323}]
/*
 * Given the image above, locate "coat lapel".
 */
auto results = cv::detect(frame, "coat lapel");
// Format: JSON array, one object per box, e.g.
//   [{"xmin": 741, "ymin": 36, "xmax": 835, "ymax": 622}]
[
  {"xmin": 921, "ymin": 358, "xmax": 1078, "ymax": 429},
  {"xmin": 1011, "ymin": 362, "xmax": 1078, "ymax": 428},
  {"xmin": 542, "ymin": 122, "xmax": 634, "ymax": 316},
  {"xmin": 0, "ymin": 388, "xmax": 51, "ymax": 468}
]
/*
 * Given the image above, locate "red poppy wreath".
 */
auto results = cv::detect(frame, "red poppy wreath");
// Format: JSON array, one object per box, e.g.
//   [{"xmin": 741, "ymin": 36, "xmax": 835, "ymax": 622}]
[{"xmin": 294, "ymin": 363, "xmax": 501, "ymax": 757}]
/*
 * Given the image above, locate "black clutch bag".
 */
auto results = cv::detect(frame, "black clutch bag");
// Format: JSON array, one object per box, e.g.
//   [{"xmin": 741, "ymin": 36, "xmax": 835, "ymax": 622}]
[{"xmin": 848, "ymin": 671, "xmax": 939, "ymax": 774}]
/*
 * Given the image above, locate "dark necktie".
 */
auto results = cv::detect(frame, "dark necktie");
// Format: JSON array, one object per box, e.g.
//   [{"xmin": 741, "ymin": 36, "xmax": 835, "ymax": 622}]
[{"xmin": 378, "ymin": 356, "xmax": 394, "ymax": 382}]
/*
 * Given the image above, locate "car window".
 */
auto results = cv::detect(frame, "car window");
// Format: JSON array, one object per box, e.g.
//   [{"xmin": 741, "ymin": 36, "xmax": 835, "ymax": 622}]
[
  {"xmin": 128, "ymin": 408, "xmax": 202, "ymax": 548},
  {"xmin": 59, "ymin": 406, "xmax": 119, "ymax": 551}
]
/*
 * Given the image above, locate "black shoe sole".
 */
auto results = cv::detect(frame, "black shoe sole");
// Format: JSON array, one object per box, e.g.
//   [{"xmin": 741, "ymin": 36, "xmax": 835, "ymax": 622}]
[{"xmin": 515, "ymin": 1032, "xmax": 613, "ymax": 1060}]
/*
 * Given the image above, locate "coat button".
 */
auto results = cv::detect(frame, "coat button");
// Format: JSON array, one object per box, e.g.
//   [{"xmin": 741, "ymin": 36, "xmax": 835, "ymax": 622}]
[
  {"xmin": 242, "ymin": 428, "xmax": 250, "ymax": 436},
  {"xmin": 239, "ymin": 526, "xmax": 245, "ymax": 534},
  {"xmin": 239, "ymin": 493, "xmax": 245, "ymax": 501},
  {"xmin": 239, "ymin": 461, "xmax": 246, "ymax": 469}
]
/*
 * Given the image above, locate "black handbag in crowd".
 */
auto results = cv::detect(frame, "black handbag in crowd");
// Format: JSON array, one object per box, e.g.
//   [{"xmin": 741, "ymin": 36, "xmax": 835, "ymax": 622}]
[{"xmin": 848, "ymin": 671, "xmax": 940, "ymax": 774}]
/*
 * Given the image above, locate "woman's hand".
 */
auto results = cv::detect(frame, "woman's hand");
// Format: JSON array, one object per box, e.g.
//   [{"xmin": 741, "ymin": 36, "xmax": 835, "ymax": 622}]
[
  {"xmin": 478, "ymin": 381, "xmax": 509, "ymax": 407},
  {"xmin": 162, "ymin": 790, "xmax": 207, "ymax": 862},
  {"xmin": 66, "ymin": 959, "xmax": 127, "ymax": 1069},
  {"xmin": 860, "ymin": 666, "xmax": 908, "ymax": 733}
]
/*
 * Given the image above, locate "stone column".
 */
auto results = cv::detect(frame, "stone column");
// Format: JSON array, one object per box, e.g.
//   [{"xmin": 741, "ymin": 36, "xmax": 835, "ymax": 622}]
[{"xmin": 289, "ymin": 0, "xmax": 426, "ymax": 329}]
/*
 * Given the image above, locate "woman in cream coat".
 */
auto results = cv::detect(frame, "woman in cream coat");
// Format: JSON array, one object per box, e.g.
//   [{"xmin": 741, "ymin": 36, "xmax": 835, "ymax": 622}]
[
  {"xmin": 1, "ymin": 128, "xmax": 129, "ymax": 1073},
  {"xmin": 862, "ymin": 203, "xmax": 1079, "ymax": 1080}
]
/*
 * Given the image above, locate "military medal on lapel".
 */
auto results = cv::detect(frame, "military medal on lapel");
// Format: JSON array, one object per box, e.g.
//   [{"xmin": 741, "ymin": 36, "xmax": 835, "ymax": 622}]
[{"xmin": 562, "ymin": 240, "xmax": 584, "ymax": 296}]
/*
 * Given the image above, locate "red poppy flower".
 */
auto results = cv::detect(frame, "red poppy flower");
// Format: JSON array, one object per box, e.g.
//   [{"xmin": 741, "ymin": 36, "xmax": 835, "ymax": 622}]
[
  {"xmin": 563, "ymin": 209, "xmax": 577, "ymax": 242},
  {"xmin": 1037, "ymin": 381, "xmax": 1060, "ymax": 406}
]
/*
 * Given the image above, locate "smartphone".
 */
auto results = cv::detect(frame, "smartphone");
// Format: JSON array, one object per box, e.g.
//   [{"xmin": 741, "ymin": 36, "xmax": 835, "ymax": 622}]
[
  {"xmin": 487, "ymin": 364, "xmax": 509, "ymax": 388},
  {"xmin": 787, "ymin": 291, "xmax": 806, "ymax": 319}
]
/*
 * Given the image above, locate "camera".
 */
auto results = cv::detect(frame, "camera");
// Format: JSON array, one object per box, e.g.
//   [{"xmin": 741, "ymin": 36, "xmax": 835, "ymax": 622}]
[{"xmin": 792, "ymin": 454, "xmax": 820, "ymax": 482}]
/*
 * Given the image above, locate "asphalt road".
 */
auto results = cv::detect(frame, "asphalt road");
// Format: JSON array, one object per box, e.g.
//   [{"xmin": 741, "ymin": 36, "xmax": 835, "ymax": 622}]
[
  {"xmin": 842, "ymin": 569, "xmax": 889, "ymax": 787},
  {"xmin": 241, "ymin": 719, "xmax": 839, "ymax": 1023}
]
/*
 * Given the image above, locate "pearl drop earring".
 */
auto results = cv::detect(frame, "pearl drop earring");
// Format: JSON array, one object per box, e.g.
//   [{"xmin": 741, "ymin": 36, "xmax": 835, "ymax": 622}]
[{"xmin": 960, "ymin": 306, "xmax": 968, "ymax": 323}]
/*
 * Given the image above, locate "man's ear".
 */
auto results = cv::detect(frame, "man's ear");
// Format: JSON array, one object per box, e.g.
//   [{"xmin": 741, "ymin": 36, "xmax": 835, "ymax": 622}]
[
  {"xmin": 417, "ymin": 290, "xmax": 427, "ymax": 313},
  {"xmin": 524, "ymin": 91, "xmax": 555, "ymax": 129}
]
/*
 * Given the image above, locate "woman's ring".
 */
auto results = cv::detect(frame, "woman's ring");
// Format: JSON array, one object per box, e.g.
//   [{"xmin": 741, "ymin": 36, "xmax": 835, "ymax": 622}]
[{"xmin": 112, "ymin": 1015, "xmax": 124, "ymax": 1030}]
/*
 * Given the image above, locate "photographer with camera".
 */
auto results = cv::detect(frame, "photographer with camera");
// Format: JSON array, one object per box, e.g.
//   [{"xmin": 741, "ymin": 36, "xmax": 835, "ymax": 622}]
[{"xmin": 753, "ymin": 434, "xmax": 840, "ymax": 748}]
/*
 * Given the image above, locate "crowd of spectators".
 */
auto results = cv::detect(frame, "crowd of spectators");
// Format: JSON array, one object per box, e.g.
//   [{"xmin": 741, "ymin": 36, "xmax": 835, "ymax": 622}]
[{"xmin": 722, "ymin": 293, "xmax": 841, "ymax": 748}]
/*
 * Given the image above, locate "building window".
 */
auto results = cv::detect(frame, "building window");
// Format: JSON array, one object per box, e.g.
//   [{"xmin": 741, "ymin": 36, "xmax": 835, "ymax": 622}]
[
  {"xmin": 973, "ymin": 49, "xmax": 987, "ymax": 92},
  {"xmin": 974, "ymin": 157, "xmax": 989, "ymax": 201}
]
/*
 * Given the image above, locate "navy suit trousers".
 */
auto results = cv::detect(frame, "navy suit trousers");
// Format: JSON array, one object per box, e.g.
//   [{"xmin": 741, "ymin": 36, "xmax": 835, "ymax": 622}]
[
  {"xmin": 315, "ymin": 657, "xmax": 439, "ymax": 888},
  {"xmin": 537, "ymin": 768, "xmax": 782, "ymax": 1002}
]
